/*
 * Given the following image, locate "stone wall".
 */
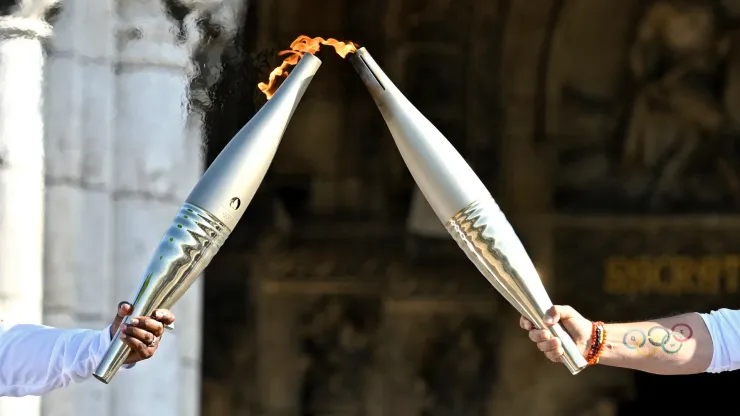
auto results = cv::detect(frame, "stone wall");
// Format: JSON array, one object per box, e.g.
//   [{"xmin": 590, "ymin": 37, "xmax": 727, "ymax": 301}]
[
  {"xmin": 31, "ymin": 0, "xmax": 240, "ymax": 415},
  {"xmin": 42, "ymin": 0, "xmax": 116, "ymax": 414},
  {"xmin": 0, "ymin": 1, "xmax": 50, "ymax": 413}
]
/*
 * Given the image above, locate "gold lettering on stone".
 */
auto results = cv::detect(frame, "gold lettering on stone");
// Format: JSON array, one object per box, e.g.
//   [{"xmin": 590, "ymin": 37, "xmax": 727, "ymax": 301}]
[{"xmin": 603, "ymin": 255, "xmax": 740, "ymax": 295}]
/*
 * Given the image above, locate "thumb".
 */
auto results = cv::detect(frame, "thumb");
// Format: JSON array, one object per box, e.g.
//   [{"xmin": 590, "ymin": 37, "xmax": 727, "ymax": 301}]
[
  {"xmin": 110, "ymin": 301, "xmax": 133, "ymax": 339},
  {"xmin": 544, "ymin": 305, "xmax": 578, "ymax": 326}
]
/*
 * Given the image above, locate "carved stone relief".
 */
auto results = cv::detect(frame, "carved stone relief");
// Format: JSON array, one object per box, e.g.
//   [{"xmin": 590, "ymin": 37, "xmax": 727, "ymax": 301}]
[
  {"xmin": 416, "ymin": 316, "xmax": 498, "ymax": 416},
  {"xmin": 298, "ymin": 295, "xmax": 380, "ymax": 416},
  {"xmin": 251, "ymin": 238, "xmax": 386, "ymax": 416},
  {"xmin": 380, "ymin": 263, "xmax": 500, "ymax": 416},
  {"xmin": 546, "ymin": 0, "xmax": 740, "ymax": 213}
]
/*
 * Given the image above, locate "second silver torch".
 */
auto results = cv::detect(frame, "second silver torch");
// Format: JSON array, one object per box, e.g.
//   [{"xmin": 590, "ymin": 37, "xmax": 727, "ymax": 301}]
[
  {"xmin": 93, "ymin": 53, "xmax": 322, "ymax": 384},
  {"xmin": 349, "ymin": 48, "xmax": 588, "ymax": 374}
]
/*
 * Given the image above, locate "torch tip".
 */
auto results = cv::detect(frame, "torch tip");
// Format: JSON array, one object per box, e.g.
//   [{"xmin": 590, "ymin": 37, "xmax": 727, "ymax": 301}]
[
  {"xmin": 348, "ymin": 47, "xmax": 384, "ymax": 92},
  {"xmin": 350, "ymin": 47, "xmax": 370, "ymax": 63},
  {"xmin": 301, "ymin": 52, "xmax": 322, "ymax": 64}
]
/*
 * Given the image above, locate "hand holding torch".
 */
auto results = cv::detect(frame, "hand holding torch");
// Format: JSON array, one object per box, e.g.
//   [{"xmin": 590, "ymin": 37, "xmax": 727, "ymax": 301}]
[
  {"xmin": 93, "ymin": 53, "xmax": 322, "ymax": 384},
  {"xmin": 349, "ymin": 48, "xmax": 588, "ymax": 374}
]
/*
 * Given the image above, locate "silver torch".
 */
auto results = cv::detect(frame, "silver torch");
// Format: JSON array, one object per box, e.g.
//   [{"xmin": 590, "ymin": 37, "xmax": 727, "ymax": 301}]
[
  {"xmin": 349, "ymin": 48, "xmax": 588, "ymax": 374},
  {"xmin": 93, "ymin": 53, "xmax": 323, "ymax": 383}
]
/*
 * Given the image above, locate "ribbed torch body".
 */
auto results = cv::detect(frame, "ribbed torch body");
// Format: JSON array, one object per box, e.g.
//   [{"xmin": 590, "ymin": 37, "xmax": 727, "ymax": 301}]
[
  {"xmin": 349, "ymin": 48, "xmax": 587, "ymax": 375},
  {"xmin": 93, "ymin": 53, "xmax": 322, "ymax": 384}
]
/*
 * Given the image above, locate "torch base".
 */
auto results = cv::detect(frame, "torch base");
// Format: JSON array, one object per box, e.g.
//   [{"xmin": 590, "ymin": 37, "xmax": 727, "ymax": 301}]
[
  {"xmin": 93, "ymin": 373, "xmax": 111, "ymax": 385},
  {"xmin": 94, "ymin": 203, "xmax": 231, "ymax": 383},
  {"xmin": 445, "ymin": 197, "xmax": 589, "ymax": 375}
]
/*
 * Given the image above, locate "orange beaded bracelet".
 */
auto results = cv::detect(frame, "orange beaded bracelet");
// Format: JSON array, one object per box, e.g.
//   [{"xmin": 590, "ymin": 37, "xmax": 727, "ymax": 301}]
[{"xmin": 586, "ymin": 321, "xmax": 606, "ymax": 365}]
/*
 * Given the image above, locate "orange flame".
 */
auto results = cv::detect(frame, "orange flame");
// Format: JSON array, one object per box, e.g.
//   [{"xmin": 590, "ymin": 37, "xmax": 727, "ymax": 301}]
[{"xmin": 258, "ymin": 35, "xmax": 359, "ymax": 99}]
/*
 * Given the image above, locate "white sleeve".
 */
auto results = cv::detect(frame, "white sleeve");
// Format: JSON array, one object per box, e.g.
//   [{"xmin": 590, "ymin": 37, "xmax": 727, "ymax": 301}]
[
  {"xmin": 0, "ymin": 322, "xmax": 112, "ymax": 397},
  {"xmin": 700, "ymin": 309, "xmax": 740, "ymax": 373}
]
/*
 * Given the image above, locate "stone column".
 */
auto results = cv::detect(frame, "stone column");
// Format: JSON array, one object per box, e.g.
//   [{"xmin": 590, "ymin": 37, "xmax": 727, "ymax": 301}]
[
  {"xmin": 175, "ymin": 4, "xmax": 244, "ymax": 414},
  {"xmin": 0, "ymin": 2, "xmax": 56, "ymax": 415},
  {"xmin": 41, "ymin": 1, "xmax": 117, "ymax": 415},
  {"xmin": 110, "ymin": 1, "xmax": 219, "ymax": 415},
  {"xmin": 173, "ymin": 108, "xmax": 206, "ymax": 416}
]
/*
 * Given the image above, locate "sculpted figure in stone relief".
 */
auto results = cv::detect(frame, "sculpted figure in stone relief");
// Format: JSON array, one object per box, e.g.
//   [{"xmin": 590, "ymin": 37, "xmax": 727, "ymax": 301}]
[
  {"xmin": 418, "ymin": 317, "xmax": 497, "ymax": 416},
  {"xmin": 622, "ymin": 0, "xmax": 740, "ymax": 210},
  {"xmin": 299, "ymin": 296, "xmax": 377, "ymax": 415}
]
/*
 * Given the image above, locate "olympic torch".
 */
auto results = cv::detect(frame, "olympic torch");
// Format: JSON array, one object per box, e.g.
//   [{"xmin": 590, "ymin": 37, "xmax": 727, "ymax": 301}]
[
  {"xmin": 93, "ymin": 53, "xmax": 322, "ymax": 384},
  {"xmin": 349, "ymin": 48, "xmax": 587, "ymax": 374}
]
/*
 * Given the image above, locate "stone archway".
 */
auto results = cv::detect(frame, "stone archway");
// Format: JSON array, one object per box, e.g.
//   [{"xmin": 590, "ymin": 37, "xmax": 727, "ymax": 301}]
[
  {"xmin": 543, "ymin": 0, "xmax": 644, "ymax": 211},
  {"xmin": 500, "ymin": 0, "xmax": 645, "ymax": 214},
  {"xmin": 495, "ymin": 2, "xmax": 642, "ymax": 414},
  {"xmin": 543, "ymin": 0, "xmax": 643, "ymax": 139}
]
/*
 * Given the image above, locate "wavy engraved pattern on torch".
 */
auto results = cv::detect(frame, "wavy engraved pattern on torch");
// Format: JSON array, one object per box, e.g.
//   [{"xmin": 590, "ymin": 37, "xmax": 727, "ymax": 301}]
[
  {"xmin": 132, "ymin": 202, "xmax": 231, "ymax": 313},
  {"xmin": 93, "ymin": 203, "xmax": 232, "ymax": 383},
  {"xmin": 444, "ymin": 199, "xmax": 541, "ymax": 320},
  {"xmin": 446, "ymin": 199, "xmax": 588, "ymax": 375}
]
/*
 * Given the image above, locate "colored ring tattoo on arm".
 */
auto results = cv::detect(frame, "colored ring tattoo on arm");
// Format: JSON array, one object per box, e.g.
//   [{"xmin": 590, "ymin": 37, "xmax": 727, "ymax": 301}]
[
  {"xmin": 661, "ymin": 337, "xmax": 683, "ymax": 354},
  {"xmin": 625, "ymin": 327, "xmax": 683, "ymax": 355},
  {"xmin": 647, "ymin": 326, "xmax": 670, "ymax": 347},
  {"xmin": 646, "ymin": 326, "xmax": 684, "ymax": 355},
  {"xmin": 623, "ymin": 329, "xmax": 646, "ymax": 350},
  {"xmin": 635, "ymin": 343, "xmax": 658, "ymax": 357},
  {"xmin": 671, "ymin": 323, "xmax": 693, "ymax": 342}
]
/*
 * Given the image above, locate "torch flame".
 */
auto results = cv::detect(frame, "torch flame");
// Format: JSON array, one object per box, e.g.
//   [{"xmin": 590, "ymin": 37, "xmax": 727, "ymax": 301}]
[{"xmin": 258, "ymin": 35, "xmax": 359, "ymax": 99}]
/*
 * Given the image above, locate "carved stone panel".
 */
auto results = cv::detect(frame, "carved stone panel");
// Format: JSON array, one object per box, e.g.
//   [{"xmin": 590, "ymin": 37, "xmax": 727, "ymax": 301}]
[
  {"xmin": 544, "ymin": 0, "xmax": 740, "ymax": 213},
  {"xmin": 380, "ymin": 265, "xmax": 500, "ymax": 416},
  {"xmin": 298, "ymin": 295, "xmax": 381, "ymax": 416},
  {"xmin": 416, "ymin": 315, "xmax": 499, "ymax": 416},
  {"xmin": 253, "ymin": 243, "xmax": 385, "ymax": 416}
]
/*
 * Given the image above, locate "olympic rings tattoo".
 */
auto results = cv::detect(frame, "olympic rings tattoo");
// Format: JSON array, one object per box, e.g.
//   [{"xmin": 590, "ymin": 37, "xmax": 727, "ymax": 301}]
[
  {"xmin": 661, "ymin": 337, "xmax": 682, "ymax": 354},
  {"xmin": 671, "ymin": 323, "xmax": 693, "ymax": 343},
  {"xmin": 625, "ymin": 326, "xmax": 683, "ymax": 355},
  {"xmin": 635, "ymin": 342, "xmax": 658, "ymax": 357},
  {"xmin": 647, "ymin": 326, "xmax": 670, "ymax": 347},
  {"xmin": 623, "ymin": 329, "xmax": 646, "ymax": 350},
  {"xmin": 627, "ymin": 329, "xmax": 660, "ymax": 356}
]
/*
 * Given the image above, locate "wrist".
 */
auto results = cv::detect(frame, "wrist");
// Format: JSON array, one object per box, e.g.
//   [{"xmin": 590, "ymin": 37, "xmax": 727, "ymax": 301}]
[
  {"xmin": 592, "ymin": 323, "xmax": 620, "ymax": 365},
  {"xmin": 583, "ymin": 335, "xmax": 593, "ymax": 358},
  {"xmin": 585, "ymin": 321, "xmax": 607, "ymax": 365}
]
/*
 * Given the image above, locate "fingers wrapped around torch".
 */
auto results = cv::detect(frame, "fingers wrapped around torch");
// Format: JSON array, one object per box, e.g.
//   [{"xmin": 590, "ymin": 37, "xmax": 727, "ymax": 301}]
[{"xmin": 116, "ymin": 303, "xmax": 175, "ymax": 361}]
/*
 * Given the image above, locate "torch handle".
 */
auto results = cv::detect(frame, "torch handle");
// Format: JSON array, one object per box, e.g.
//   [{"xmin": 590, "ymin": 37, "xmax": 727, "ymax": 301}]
[
  {"xmin": 93, "ymin": 326, "xmax": 132, "ymax": 383},
  {"xmin": 93, "ymin": 203, "xmax": 230, "ymax": 384},
  {"xmin": 93, "ymin": 322, "xmax": 174, "ymax": 384},
  {"xmin": 444, "ymin": 198, "xmax": 589, "ymax": 374},
  {"xmin": 548, "ymin": 321, "xmax": 588, "ymax": 374}
]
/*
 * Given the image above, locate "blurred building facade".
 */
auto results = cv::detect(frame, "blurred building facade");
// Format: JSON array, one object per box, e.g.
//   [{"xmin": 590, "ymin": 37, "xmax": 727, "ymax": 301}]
[{"xmin": 201, "ymin": 0, "xmax": 740, "ymax": 415}]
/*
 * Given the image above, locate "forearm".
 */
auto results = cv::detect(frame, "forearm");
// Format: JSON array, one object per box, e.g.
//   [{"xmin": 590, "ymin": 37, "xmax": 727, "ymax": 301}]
[
  {"xmin": 0, "ymin": 323, "xmax": 112, "ymax": 397},
  {"xmin": 595, "ymin": 313, "xmax": 711, "ymax": 375},
  {"xmin": 599, "ymin": 308, "xmax": 740, "ymax": 375}
]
